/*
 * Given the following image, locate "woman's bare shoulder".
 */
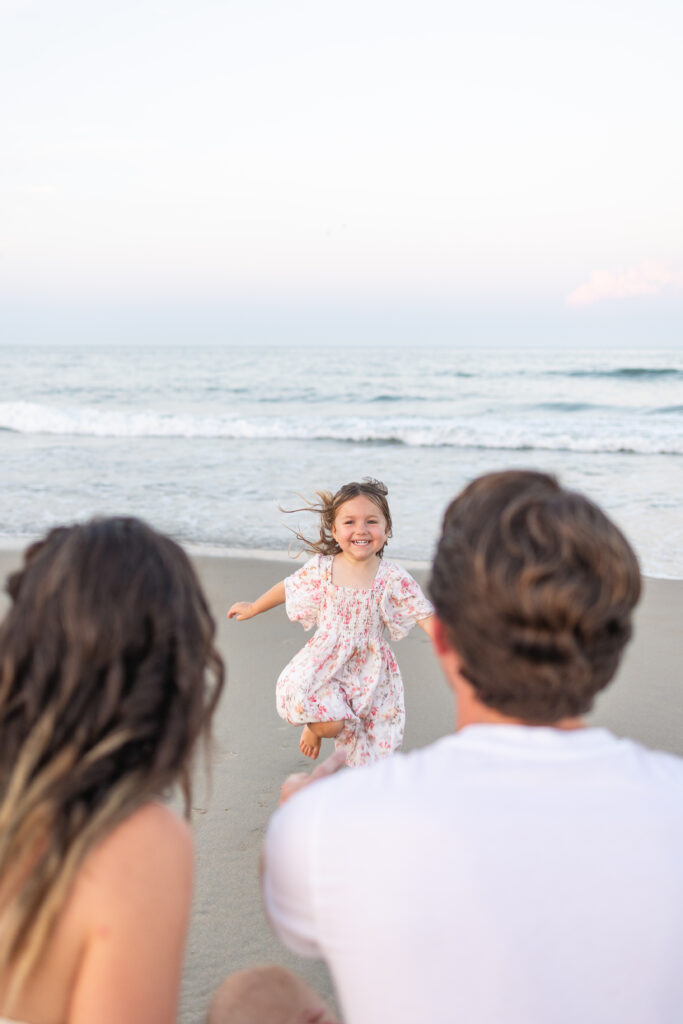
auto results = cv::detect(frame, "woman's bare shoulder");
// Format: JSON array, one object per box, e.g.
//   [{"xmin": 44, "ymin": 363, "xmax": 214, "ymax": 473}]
[
  {"xmin": 14, "ymin": 805, "xmax": 194, "ymax": 1024},
  {"xmin": 79, "ymin": 803, "xmax": 193, "ymax": 901}
]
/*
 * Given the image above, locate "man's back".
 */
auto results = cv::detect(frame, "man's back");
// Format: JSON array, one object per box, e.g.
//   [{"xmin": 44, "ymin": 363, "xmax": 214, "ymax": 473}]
[{"xmin": 264, "ymin": 725, "xmax": 683, "ymax": 1024}]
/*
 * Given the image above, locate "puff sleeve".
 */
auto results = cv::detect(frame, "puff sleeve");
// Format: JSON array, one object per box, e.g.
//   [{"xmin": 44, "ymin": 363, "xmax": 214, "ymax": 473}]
[
  {"xmin": 284, "ymin": 556, "xmax": 323, "ymax": 632},
  {"xmin": 380, "ymin": 564, "xmax": 434, "ymax": 641}
]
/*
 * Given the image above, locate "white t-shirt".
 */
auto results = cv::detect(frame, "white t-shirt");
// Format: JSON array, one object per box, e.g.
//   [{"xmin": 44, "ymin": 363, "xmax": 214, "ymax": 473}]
[{"xmin": 263, "ymin": 725, "xmax": 683, "ymax": 1024}]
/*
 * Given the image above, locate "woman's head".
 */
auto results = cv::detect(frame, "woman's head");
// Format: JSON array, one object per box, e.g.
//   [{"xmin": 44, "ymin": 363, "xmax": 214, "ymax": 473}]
[
  {"xmin": 429, "ymin": 470, "xmax": 641, "ymax": 722},
  {"xmin": 1, "ymin": 516, "xmax": 223, "ymax": 811},
  {"xmin": 287, "ymin": 479, "xmax": 393, "ymax": 557},
  {"xmin": 0, "ymin": 517, "xmax": 224, "ymax": 990}
]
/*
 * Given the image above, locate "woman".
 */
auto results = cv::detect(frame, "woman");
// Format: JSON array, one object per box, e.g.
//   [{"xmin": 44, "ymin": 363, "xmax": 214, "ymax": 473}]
[{"xmin": 0, "ymin": 518, "xmax": 224, "ymax": 1023}]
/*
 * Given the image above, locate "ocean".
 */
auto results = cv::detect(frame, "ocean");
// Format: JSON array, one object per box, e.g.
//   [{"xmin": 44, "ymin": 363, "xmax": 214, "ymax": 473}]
[{"xmin": 0, "ymin": 344, "xmax": 681, "ymax": 578}]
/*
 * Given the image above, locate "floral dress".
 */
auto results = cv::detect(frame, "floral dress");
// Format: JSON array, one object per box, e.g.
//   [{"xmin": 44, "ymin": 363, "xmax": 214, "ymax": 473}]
[{"xmin": 276, "ymin": 554, "xmax": 433, "ymax": 766}]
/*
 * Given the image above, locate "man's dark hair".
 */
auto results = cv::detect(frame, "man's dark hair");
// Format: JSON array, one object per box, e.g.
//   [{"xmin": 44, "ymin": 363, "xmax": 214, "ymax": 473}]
[{"xmin": 429, "ymin": 470, "xmax": 641, "ymax": 722}]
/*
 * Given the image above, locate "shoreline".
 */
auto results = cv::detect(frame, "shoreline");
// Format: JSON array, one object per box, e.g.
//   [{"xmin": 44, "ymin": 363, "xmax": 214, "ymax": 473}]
[
  {"xmin": 0, "ymin": 537, "xmax": 680, "ymax": 581},
  {"xmin": 0, "ymin": 549, "xmax": 681, "ymax": 1023},
  {"xmin": 0, "ymin": 534, "xmax": 441, "ymax": 573}
]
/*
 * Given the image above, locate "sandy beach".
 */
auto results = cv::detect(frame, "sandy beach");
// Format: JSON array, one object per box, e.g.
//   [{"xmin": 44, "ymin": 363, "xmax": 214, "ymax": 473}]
[{"xmin": 0, "ymin": 548, "xmax": 680, "ymax": 1023}]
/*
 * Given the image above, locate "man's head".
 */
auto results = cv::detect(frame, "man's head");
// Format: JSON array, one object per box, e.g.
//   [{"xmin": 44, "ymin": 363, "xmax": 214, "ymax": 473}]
[{"xmin": 429, "ymin": 470, "xmax": 641, "ymax": 723}]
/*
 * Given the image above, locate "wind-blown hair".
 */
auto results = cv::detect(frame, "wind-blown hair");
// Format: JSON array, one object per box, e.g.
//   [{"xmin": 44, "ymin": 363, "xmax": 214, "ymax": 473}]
[
  {"xmin": 429, "ymin": 470, "xmax": 641, "ymax": 722},
  {"xmin": 0, "ymin": 517, "xmax": 224, "ymax": 1001},
  {"xmin": 285, "ymin": 479, "xmax": 393, "ymax": 557}
]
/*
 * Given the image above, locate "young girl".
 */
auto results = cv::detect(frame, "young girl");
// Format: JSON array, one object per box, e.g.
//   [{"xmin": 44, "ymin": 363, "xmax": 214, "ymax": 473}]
[
  {"xmin": 227, "ymin": 479, "xmax": 434, "ymax": 767},
  {"xmin": 0, "ymin": 517, "xmax": 224, "ymax": 1023}
]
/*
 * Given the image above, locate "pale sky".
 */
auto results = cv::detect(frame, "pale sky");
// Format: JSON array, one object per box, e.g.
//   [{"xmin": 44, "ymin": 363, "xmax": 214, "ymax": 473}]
[{"xmin": 2, "ymin": 0, "xmax": 682, "ymax": 345}]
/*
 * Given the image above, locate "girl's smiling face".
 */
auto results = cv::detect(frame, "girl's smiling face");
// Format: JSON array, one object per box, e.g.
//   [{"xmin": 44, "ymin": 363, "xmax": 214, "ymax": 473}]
[{"xmin": 331, "ymin": 495, "xmax": 389, "ymax": 562}]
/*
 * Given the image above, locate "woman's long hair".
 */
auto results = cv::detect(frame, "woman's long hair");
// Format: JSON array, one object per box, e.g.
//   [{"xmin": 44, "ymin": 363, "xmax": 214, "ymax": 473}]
[{"xmin": 0, "ymin": 517, "xmax": 224, "ymax": 1004}]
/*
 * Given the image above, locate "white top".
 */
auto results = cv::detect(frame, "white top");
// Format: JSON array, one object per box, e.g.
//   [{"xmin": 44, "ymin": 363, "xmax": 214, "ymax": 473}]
[{"xmin": 263, "ymin": 725, "xmax": 683, "ymax": 1024}]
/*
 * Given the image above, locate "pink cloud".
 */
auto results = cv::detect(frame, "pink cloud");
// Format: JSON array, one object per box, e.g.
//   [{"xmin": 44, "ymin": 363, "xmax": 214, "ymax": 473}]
[{"xmin": 566, "ymin": 262, "xmax": 683, "ymax": 308}]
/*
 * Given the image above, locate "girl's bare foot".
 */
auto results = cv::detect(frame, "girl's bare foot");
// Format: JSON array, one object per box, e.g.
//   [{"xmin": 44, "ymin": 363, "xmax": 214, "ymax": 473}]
[{"xmin": 299, "ymin": 725, "xmax": 322, "ymax": 759}]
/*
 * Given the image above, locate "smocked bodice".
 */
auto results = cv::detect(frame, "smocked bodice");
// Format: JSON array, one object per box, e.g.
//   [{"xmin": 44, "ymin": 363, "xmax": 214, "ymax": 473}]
[{"xmin": 316, "ymin": 567, "xmax": 387, "ymax": 642}]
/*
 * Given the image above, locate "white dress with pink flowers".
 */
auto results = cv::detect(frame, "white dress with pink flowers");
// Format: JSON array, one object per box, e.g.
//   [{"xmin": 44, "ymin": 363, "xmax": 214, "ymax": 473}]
[{"xmin": 276, "ymin": 554, "xmax": 433, "ymax": 767}]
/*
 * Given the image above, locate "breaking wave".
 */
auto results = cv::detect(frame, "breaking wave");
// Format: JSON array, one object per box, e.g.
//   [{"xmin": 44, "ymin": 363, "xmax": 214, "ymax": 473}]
[{"xmin": 1, "ymin": 401, "xmax": 681, "ymax": 455}]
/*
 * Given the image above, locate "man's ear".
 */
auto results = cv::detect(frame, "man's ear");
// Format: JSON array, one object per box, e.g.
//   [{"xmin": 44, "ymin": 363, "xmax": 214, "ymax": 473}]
[
  {"xmin": 432, "ymin": 617, "xmax": 465, "ymax": 698},
  {"xmin": 432, "ymin": 616, "xmax": 453, "ymax": 656}
]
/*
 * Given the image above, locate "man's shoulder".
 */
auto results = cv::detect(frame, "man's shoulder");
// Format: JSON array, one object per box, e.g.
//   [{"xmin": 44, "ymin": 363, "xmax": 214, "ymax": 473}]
[
  {"xmin": 272, "ymin": 727, "xmax": 683, "ymax": 835},
  {"xmin": 611, "ymin": 732, "xmax": 683, "ymax": 783},
  {"xmin": 276, "ymin": 737, "xmax": 457, "ymax": 822}
]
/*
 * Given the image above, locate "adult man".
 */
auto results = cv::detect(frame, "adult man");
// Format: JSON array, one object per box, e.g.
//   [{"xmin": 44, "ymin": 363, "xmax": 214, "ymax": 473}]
[{"xmin": 212, "ymin": 470, "xmax": 683, "ymax": 1024}]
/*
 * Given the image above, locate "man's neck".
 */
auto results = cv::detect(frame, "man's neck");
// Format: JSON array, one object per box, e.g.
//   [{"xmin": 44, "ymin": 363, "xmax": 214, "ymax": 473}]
[{"xmin": 453, "ymin": 676, "xmax": 585, "ymax": 732}]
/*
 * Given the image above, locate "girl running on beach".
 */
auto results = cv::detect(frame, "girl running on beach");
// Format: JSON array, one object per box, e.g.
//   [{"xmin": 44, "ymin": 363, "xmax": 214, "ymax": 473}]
[{"xmin": 227, "ymin": 479, "xmax": 434, "ymax": 766}]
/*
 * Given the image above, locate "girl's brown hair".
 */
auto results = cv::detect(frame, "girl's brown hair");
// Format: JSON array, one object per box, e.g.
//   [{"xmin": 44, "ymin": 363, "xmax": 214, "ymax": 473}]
[
  {"xmin": 0, "ymin": 517, "xmax": 224, "ymax": 1003},
  {"xmin": 429, "ymin": 470, "xmax": 641, "ymax": 722},
  {"xmin": 285, "ymin": 479, "xmax": 393, "ymax": 557}
]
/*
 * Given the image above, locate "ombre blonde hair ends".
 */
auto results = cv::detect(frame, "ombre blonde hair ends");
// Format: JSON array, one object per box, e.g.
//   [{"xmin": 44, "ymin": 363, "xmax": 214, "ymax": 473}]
[{"xmin": 0, "ymin": 518, "xmax": 224, "ymax": 1007}]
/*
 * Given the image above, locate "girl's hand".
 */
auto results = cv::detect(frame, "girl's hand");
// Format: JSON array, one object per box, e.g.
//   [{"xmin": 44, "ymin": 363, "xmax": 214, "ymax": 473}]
[
  {"xmin": 227, "ymin": 602, "xmax": 255, "ymax": 621},
  {"xmin": 227, "ymin": 581, "xmax": 286, "ymax": 621}
]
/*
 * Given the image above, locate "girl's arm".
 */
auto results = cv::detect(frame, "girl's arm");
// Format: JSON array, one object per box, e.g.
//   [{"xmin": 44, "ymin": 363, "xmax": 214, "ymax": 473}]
[
  {"xmin": 227, "ymin": 580, "xmax": 286, "ymax": 621},
  {"xmin": 416, "ymin": 613, "xmax": 435, "ymax": 641}
]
